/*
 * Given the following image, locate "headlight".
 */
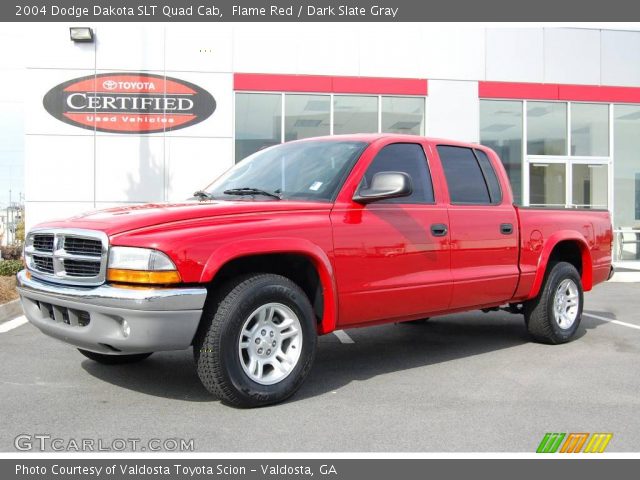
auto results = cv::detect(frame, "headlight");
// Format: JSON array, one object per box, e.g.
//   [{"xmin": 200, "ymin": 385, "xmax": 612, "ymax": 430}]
[{"xmin": 107, "ymin": 247, "xmax": 181, "ymax": 284}]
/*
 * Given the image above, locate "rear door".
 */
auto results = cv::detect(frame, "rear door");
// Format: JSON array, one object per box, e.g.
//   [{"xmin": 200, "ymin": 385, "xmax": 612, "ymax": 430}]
[
  {"xmin": 331, "ymin": 141, "xmax": 452, "ymax": 326},
  {"xmin": 435, "ymin": 145, "xmax": 519, "ymax": 309}
]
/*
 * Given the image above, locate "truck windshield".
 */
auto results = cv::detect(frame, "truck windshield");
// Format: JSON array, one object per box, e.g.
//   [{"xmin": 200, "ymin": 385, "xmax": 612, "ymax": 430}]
[{"xmin": 204, "ymin": 140, "xmax": 367, "ymax": 202}]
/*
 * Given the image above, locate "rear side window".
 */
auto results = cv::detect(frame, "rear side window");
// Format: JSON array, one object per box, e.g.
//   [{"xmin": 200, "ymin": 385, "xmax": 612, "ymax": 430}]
[
  {"xmin": 474, "ymin": 149, "xmax": 502, "ymax": 203},
  {"xmin": 438, "ymin": 145, "xmax": 492, "ymax": 204},
  {"xmin": 360, "ymin": 143, "xmax": 434, "ymax": 204}
]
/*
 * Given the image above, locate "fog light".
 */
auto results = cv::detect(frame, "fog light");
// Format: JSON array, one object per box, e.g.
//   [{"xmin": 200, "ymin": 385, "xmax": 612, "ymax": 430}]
[{"xmin": 122, "ymin": 320, "xmax": 130, "ymax": 338}]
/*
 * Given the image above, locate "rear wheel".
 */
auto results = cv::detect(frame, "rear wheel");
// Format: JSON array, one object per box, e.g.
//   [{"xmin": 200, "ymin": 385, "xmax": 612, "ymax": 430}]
[
  {"xmin": 78, "ymin": 349, "xmax": 152, "ymax": 364},
  {"xmin": 524, "ymin": 262, "xmax": 583, "ymax": 344},
  {"xmin": 194, "ymin": 273, "xmax": 317, "ymax": 408}
]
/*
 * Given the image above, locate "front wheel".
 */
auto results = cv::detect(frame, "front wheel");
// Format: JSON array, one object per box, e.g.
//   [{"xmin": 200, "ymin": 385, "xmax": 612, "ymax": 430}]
[
  {"xmin": 524, "ymin": 262, "xmax": 583, "ymax": 344},
  {"xmin": 194, "ymin": 273, "xmax": 317, "ymax": 408},
  {"xmin": 78, "ymin": 349, "xmax": 152, "ymax": 364}
]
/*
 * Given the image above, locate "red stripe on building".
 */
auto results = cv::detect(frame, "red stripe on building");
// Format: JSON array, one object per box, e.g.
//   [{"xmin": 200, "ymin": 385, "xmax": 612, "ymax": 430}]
[
  {"xmin": 234, "ymin": 73, "xmax": 428, "ymax": 96},
  {"xmin": 478, "ymin": 81, "xmax": 559, "ymax": 100},
  {"xmin": 480, "ymin": 81, "xmax": 640, "ymax": 103}
]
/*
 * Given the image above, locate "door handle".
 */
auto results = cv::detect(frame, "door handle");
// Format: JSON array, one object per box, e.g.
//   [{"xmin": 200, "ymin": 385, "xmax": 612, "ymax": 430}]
[
  {"xmin": 500, "ymin": 223, "xmax": 514, "ymax": 235},
  {"xmin": 430, "ymin": 223, "xmax": 448, "ymax": 237}
]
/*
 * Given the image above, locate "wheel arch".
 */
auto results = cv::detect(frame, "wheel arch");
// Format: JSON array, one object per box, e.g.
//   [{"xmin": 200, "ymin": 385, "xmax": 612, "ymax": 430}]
[
  {"xmin": 199, "ymin": 238, "xmax": 338, "ymax": 334},
  {"xmin": 528, "ymin": 231, "xmax": 593, "ymax": 299}
]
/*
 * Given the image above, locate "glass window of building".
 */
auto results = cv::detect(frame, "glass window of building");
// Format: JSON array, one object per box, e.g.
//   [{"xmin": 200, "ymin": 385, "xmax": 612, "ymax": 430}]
[
  {"xmin": 572, "ymin": 164, "xmax": 608, "ymax": 208},
  {"xmin": 235, "ymin": 93, "xmax": 282, "ymax": 162},
  {"xmin": 529, "ymin": 163, "xmax": 566, "ymax": 207},
  {"xmin": 571, "ymin": 103, "xmax": 609, "ymax": 156},
  {"xmin": 284, "ymin": 94, "xmax": 330, "ymax": 142},
  {"xmin": 614, "ymin": 105, "xmax": 640, "ymax": 260},
  {"xmin": 480, "ymin": 100, "xmax": 523, "ymax": 204},
  {"xmin": 381, "ymin": 97, "xmax": 425, "ymax": 135},
  {"xmin": 333, "ymin": 95, "xmax": 378, "ymax": 135},
  {"xmin": 527, "ymin": 102, "xmax": 567, "ymax": 156}
]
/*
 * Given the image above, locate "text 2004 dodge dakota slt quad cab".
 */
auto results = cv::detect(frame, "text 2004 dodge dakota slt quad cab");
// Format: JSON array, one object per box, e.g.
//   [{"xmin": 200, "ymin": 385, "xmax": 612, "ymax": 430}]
[{"xmin": 17, "ymin": 134, "xmax": 613, "ymax": 407}]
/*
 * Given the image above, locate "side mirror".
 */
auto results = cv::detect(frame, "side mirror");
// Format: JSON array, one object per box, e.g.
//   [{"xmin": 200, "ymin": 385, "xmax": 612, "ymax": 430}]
[{"xmin": 353, "ymin": 171, "xmax": 413, "ymax": 204}]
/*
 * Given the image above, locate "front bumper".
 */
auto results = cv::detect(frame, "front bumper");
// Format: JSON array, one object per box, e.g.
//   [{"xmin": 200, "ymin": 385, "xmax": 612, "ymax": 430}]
[{"xmin": 16, "ymin": 270, "xmax": 207, "ymax": 355}]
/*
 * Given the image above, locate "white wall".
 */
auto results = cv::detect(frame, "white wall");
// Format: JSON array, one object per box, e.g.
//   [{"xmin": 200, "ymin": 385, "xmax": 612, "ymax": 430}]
[
  {"xmin": 24, "ymin": 25, "xmax": 640, "ymax": 229},
  {"xmin": 25, "ymin": 25, "xmax": 234, "ymax": 231}
]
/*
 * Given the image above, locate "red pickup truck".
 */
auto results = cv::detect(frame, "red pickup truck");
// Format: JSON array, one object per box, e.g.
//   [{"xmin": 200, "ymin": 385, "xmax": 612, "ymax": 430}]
[{"xmin": 17, "ymin": 134, "xmax": 613, "ymax": 407}]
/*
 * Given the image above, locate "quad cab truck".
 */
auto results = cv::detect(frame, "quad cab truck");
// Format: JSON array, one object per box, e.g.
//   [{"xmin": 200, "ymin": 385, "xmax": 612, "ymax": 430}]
[{"xmin": 17, "ymin": 135, "xmax": 613, "ymax": 407}]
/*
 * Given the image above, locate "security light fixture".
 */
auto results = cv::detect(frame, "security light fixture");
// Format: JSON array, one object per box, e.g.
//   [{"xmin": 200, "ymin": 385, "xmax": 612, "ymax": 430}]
[{"xmin": 69, "ymin": 27, "xmax": 94, "ymax": 43}]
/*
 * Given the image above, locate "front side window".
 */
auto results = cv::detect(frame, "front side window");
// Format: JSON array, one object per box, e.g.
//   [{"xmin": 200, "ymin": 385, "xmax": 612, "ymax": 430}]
[
  {"xmin": 359, "ymin": 143, "xmax": 434, "ymax": 204},
  {"xmin": 207, "ymin": 140, "xmax": 367, "ymax": 202},
  {"xmin": 438, "ymin": 145, "xmax": 492, "ymax": 204}
]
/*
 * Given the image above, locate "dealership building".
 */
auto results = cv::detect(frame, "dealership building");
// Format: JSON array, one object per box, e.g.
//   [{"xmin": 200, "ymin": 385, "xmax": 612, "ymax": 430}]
[{"xmin": 18, "ymin": 24, "xmax": 640, "ymax": 261}]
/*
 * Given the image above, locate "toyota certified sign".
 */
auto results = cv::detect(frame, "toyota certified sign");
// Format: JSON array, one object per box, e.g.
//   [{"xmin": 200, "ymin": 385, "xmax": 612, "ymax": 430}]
[{"xmin": 43, "ymin": 72, "xmax": 216, "ymax": 134}]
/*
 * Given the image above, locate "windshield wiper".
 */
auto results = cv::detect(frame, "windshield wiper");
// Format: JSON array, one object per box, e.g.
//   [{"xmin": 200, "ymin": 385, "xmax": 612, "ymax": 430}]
[
  {"xmin": 223, "ymin": 187, "xmax": 282, "ymax": 200},
  {"xmin": 192, "ymin": 190, "xmax": 214, "ymax": 201}
]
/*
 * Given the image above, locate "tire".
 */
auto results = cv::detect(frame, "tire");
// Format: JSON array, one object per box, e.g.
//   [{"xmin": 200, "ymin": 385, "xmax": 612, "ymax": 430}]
[
  {"xmin": 524, "ymin": 261, "xmax": 583, "ymax": 344},
  {"xmin": 194, "ymin": 273, "xmax": 317, "ymax": 408},
  {"xmin": 78, "ymin": 349, "xmax": 152, "ymax": 364}
]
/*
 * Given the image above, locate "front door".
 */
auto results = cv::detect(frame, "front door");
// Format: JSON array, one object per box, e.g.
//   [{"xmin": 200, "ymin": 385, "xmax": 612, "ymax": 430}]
[{"xmin": 331, "ymin": 142, "xmax": 452, "ymax": 326}]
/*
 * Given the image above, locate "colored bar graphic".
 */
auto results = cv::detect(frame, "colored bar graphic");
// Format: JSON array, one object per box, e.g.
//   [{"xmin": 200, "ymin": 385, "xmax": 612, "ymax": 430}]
[
  {"xmin": 536, "ymin": 433, "xmax": 613, "ymax": 453},
  {"xmin": 583, "ymin": 433, "xmax": 613, "ymax": 453},
  {"xmin": 536, "ymin": 433, "xmax": 566, "ymax": 453},
  {"xmin": 560, "ymin": 433, "xmax": 589, "ymax": 453}
]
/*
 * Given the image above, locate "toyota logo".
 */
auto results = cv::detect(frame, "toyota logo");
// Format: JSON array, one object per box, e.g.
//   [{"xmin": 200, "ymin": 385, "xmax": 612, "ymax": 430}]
[{"xmin": 103, "ymin": 80, "xmax": 117, "ymax": 90}]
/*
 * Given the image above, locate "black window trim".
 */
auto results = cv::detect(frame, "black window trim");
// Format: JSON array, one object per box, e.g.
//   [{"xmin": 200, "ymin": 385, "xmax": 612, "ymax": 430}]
[
  {"xmin": 437, "ymin": 144, "xmax": 503, "ymax": 207},
  {"xmin": 356, "ymin": 141, "xmax": 436, "ymax": 206},
  {"xmin": 473, "ymin": 147, "xmax": 503, "ymax": 205}
]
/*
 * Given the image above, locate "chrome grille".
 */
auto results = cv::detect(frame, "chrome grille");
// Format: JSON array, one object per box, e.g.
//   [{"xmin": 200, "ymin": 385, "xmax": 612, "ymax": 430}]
[
  {"xmin": 25, "ymin": 228, "xmax": 108, "ymax": 286},
  {"xmin": 64, "ymin": 259, "xmax": 101, "ymax": 277},
  {"xmin": 64, "ymin": 237, "xmax": 102, "ymax": 257},
  {"xmin": 33, "ymin": 234, "xmax": 54, "ymax": 252},
  {"xmin": 32, "ymin": 255, "xmax": 54, "ymax": 274}
]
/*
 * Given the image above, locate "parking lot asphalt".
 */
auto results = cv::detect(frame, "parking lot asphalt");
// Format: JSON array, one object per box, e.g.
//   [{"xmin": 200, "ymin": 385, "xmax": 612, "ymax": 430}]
[{"xmin": 1, "ymin": 281, "xmax": 639, "ymax": 452}]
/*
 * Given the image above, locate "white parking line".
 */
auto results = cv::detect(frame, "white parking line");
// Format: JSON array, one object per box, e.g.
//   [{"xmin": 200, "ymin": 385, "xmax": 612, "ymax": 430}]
[
  {"xmin": 333, "ymin": 329, "xmax": 355, "ymax": 344},
  {"xmin": 583, "ymin": 312, "xmax": 640, "ymax": 331},
  {"xmin": 0, "ymin": 315, "xmax": 28, "ymax": 333}
]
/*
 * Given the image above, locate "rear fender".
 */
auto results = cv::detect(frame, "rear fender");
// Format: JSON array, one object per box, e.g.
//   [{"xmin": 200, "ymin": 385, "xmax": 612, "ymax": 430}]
[{"xmin": 528, "ymin": 231, "xmax": 593, "ymax": 299}]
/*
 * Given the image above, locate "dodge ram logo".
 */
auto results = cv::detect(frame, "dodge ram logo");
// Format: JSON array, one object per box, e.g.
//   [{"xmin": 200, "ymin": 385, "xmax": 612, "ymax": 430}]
[{"xmin": 43, "ymin": 72, "xmax": 216, "ymax": 134}]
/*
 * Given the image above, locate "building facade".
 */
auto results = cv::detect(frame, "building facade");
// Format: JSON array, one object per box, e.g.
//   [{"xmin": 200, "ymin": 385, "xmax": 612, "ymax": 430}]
[{"xmin": 22, "ymin": 25, "xmax": 640, "ymax": 260}]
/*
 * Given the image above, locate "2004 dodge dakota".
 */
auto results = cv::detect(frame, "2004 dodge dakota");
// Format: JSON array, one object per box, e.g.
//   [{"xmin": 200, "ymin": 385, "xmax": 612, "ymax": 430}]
[{"xmin": 17, "ymin": 134, "xmax": 613, "ymax": 407}]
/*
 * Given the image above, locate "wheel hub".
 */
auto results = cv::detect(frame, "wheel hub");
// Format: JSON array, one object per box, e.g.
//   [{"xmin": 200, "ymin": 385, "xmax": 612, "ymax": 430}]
[
  {"xmin": 553, "ymin": 278, "xmax": 580, "ymax": 329},
  {"xmin": 238, "ymin": 302, "xmax": 302, "ymax": 385}
]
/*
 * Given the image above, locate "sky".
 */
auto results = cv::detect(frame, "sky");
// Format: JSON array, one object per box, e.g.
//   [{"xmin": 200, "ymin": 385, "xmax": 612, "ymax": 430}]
[{"xmin": 0, "ymin": 24, "xmax": 25, "ymax": 210}]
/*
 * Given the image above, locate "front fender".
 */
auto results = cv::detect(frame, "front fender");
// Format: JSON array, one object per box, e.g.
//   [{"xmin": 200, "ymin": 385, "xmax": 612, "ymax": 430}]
[
  {"xmin": 199, "ymin": 237, "xmax": 338, "ymax": 334},
  {"xmin": 528, "ymin": 230, "xmax": 593, "ymax": 299}
]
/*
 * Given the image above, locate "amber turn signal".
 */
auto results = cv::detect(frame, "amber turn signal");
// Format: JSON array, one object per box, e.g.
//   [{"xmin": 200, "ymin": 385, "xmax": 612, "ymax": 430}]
[{"xmin": 107, "ymin": 269, "xmax": 181, "ymax": 285}]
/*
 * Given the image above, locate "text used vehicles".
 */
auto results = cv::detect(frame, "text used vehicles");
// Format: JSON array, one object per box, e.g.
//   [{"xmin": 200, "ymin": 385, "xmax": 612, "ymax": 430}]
[{"xmin": 17, "ymin": 135, "xmax": 613, "ymax": 407}]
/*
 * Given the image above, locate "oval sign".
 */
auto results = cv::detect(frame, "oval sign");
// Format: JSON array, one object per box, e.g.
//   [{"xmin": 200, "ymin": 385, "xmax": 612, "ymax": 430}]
[{"xmin": 43, "ymin": 72, "xmax": 216, "ymax": 134}]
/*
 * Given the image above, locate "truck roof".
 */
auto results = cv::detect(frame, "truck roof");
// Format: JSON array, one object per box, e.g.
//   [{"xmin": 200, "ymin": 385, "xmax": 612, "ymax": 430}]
[{"xmin": 292, "ymin": 133, "xmax": 483, "ymax": 149}]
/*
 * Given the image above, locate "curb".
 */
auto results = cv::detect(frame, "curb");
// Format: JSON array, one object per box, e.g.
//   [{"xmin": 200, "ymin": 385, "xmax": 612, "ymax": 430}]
[{"xmin": 0, "ymin": 299, "xmax": 23, "ymax": 322}]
